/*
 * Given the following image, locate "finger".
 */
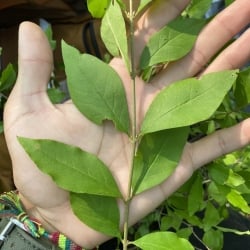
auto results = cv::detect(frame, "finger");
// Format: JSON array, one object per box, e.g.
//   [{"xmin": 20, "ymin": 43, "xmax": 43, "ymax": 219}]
[
  {"xmin": 8, "ymin": 22, "xmax": 53, "ymax": 110},
  {"xmin": 151, "ymin": 0, "xmax": 250, "ymax": 88},
  {"xmin": 134, "ymin": 0, "xmax": 190, "ymax": 62},
  {"xmin": 202, "ymin": 28, "xmax": 250, "ymax": 74},
  {"xmin": 185, "ymin": 119, "xmax": 250, "ymax": 171}
]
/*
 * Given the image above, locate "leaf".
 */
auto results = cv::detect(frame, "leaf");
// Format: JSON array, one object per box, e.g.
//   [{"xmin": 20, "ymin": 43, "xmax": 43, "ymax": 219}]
[
  {"xmin": 202, "ymin": 229, "xmax": 223, "ymax": 250},
  {"xmin": 203, "ymin": 202, "xmax": 222, "ymax": 231},
  {"xmin": 187, "ymin": 174, "xmax": 204, "ymax": 216},
  {"xmin": 184, "ymin": 0, "xmax": 212, "ymax": 19},
  {"xmin": 87, "ymin": 0, "xmax": 110, "ymax": 18},
  {"xmin": 18, "ymin": 137, "xmax": 121, "ymax": 197},
  {"xmin": 234, "ymin": 67, "xmax": 250, "ymax": 108},
  {"xmin": 136, "ymin": 0, "xmax": 152, "ymax": 15},
  {"xmin": 62, "ymin": 41, "xmax": 130, "ymax": 134},
  {"xmin": 70, "ymin": 193, "xmax": 120, "ymax": 237},
  {"xmin": 47, "ymin": 88, "xmax": 66, "ymax": 104},
  {"xmin": 0, "ymin": 64, "xmax": 16, "ymax": 92},
  {"xmin": 133, "ymin": 232, "xmax": 194, "ymax": 250},
  {"xmin": 208, "ymin": 163, "xmax": 229, "ymax": 185},
  {"xmin": 139, "ymin": 17, "xmax": 206, "ymax": 69},
  {"xmin": 132, "ymin": 127, "xmax": 189, "ymax": 194},
  {"xmin": 141, "ymin": 70, "xmax": 238, "ymax": 135},
  {"xmin": 226, "ymin": 189, "xmax": 250, "ymax": 214},
  {"xmin": 226, "ymin": 169, "xmax": 245, "ymax": 187},
  {"xmin": 101, "ymin": 0, "xmax": 130, "ymax": 70}
]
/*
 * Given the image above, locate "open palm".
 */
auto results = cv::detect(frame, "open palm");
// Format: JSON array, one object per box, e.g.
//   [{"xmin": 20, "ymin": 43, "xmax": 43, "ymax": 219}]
[{"xmin": 4, "ymin": 0, "xmax": 250, "ymax": 248}]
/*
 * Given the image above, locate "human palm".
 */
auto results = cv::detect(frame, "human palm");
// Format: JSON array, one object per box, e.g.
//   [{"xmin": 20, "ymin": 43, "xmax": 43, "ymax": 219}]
[{"xmin": 4, "ymin": 0, "xmax": 250, "ymax": 248}]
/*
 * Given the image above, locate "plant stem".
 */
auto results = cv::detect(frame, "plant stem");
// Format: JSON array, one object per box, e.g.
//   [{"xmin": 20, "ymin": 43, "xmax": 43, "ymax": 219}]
[{"xmin": 123, "ymin": 0, "xmax": 137, "ymax": 249}]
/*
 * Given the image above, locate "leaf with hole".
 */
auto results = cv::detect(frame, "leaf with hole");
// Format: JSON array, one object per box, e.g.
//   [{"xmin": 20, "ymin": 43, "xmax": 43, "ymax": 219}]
[{"xmin": 62, "ymin": 41, "xmax": 130, "ymax": 134}]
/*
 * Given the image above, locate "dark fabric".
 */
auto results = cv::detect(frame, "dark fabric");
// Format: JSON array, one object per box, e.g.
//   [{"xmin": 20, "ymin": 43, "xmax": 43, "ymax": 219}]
[{"xmin": 0, "ymin": 218, "xmax": 61, "ymax": 250}]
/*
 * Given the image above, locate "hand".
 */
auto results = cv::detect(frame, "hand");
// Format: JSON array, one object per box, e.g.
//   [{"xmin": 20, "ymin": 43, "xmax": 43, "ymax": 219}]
[{"xmin": 4, "ymin": 0, "xmax": 250, "ymax": 248}]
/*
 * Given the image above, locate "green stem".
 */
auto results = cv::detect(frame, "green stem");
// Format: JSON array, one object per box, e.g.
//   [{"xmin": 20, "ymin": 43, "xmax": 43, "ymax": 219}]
[{"xmin": 123, "ymin": 1, "xmax": 137, "ymax": 249}]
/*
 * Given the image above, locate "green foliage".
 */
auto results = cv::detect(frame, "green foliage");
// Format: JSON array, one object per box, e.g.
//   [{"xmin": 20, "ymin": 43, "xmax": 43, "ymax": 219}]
[
  {"xmin": 0, "ymin": 63, "xmax": 16, "ymax": 92},
  {"xmin": 16, "ymin": 0, "xmax": 250, "ymax": 249},
  {"xmin": 87, "ymin": 0, "xmax": 110, "ymax": 18},
  {"xmin": 183, "ymin": 0, "xmax": 212, "ymax": 18}
]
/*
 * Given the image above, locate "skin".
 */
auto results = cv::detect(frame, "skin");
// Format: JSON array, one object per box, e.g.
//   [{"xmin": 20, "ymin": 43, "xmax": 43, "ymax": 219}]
[{"xmin": 3, "ymin": 0, "xmax": 250, "ymax": 248}]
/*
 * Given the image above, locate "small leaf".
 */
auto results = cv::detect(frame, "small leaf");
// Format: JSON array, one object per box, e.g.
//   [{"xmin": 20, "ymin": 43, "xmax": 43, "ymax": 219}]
[
  {"xmin": 136, "ymin": 0, "xmax": 152, "ymax": 15},
  {"xmin": 47, "ymin": 88, "xmax": 66, "ymax": 104},
  {"xmin": 184, "ymin": 0, "xmax": 212, "ymax": 19},
  {"xmin": 203, "ymin": 229, "xmax": 223, "ymax": 250},
  {"xmin": 234, "ymin": 67, "xmax": 250, "ymax": 108},
  {"xmin": 226, "ymin": 169, "xmax": 245, "ymax": 187},
  {"xmin": 141, "ymin": 70, "xmax": 238, "ymax": 135},
  {"xmin": 133, "ymin": 232, "xmax": 194, "ymax": 250},
  {"xmin": 0, "ymin": 64, "xmax": 16, "ymax": 92},
  {"xmin": 139, "ymin": 17, "xmax": 206, "ymax": 69},
  {"xmin": 62, "ymin": 41, "xmax": 130, "ymax": 134},
  {"xmin": 87, "ymin": 0, "xmax": 110, "ymax": 18},
  {"xmin": 132, "ymin": 127, "xmax": 189, "ymax": 194},
  {"xmin": 203, "ymin": 202, "xmax": 222, "ymax": 231},
  {"xmin": 101, "ymin": 0, "xmax": 130, "ymax": 69},
  {"xmin": 18, "ymin": 137, "xmax": 121, "ymax": 197},
  {"xmin": 187, "ymin": 174, "xmax": 204, "ymax": 216},
  {"xmin": 208, "ymin": 162, "xmax": 229, "ymax": 185},
  {"xmin": 70, "ymin": 193, "xmax": 120, "ymax": 237},
  {"xmin": 227, "ymin": 189, "xmax": 250, "ymax": 214}
]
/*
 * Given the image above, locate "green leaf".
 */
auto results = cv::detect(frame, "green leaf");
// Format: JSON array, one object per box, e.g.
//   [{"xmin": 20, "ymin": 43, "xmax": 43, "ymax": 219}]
[
  {"xmin": 139, "ymin": 17, "xmax": 206, "ymax": 69},
  {"xmin": 62, "ymin": 41, "xmax": 130, "ymax": 134},
  {"xmin": 226, "ymin": 169, "xmax": 245, "ymax": 187},
  {"xmin": 141, "ymin": 70, "xmax": 238, "ymax": 135},
  {"xmin": 87, "ymin": 0, "xmax": 110, "ymax": 18},
  {"xmin": 70, "ymin": 193, "xmax": 120, "ymax": 237},
  {"xmin": 47, "ymin": 88, "xmax": 66, "ymax": 104},
  {"xmin": 208, "ymin": 182, "xmax": 230, "ymax": 205},
  {"xmin": 187, "ymin": 174, "xmax": 204, "ymax": 216},
  {"xmin": 203, "ymin": 202, "xmax": 222, "ymax": 231},
  {"xmin": 203, "ymin": 229, "xmax": 223, "ymax": 250},
  {"xmin": 184, "ymin": 0, "xmax": 212, "ymax": 19},
  {"xmin": 227, "ymin": 189, "xmax": 250, "ymax": 214},
  {"xmin": 0, "ymin": 64, "xmax": 16, "ymax": 92},
  {"xmin": 44, "ymin": 24, "xmax": 56, "ymax": 50},
  {"xmin": 133, "ymin": 232, "xmax": 194, "ymax": 250},
  {"xmin": 208, "ymin": 162, "xmax": 229, "ymax": 185},
  {"xmin": 234, "ymin": 67, "xmax": 250, "ymax": 108},
  {"xmin": 18, "ymin": 137, "xmax": 121, "ymax": 197},
  {"xmin": 132, "ymin": 127, "xmax": 189, "ymax": 194},
  {"xmin": 101, "ymin": 0, "xmax": 130, "ymax": 69},
  {"xmin": 136, "ymin": 0, "xmax": 152, "ymax": 15}
]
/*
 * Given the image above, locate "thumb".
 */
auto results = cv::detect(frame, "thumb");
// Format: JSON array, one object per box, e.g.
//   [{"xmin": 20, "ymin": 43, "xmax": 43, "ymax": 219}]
[{"xmin": 12, "ymin": 21, "xmax": 53, "ymax": 99}]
